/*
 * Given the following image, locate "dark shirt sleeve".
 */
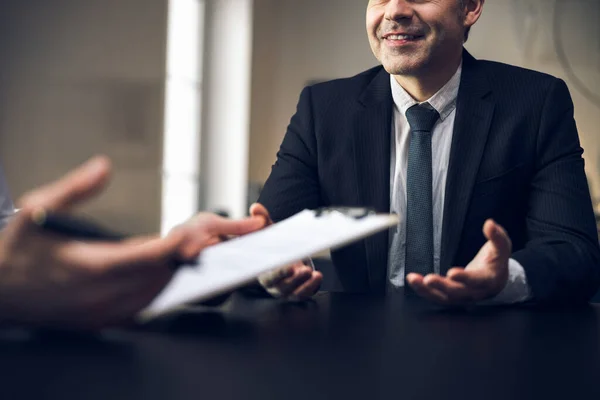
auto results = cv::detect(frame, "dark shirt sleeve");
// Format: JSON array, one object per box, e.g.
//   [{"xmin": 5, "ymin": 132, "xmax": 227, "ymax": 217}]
[
  {"xmin": 258, "ymin": 86, "xmax": 323, "ymax": 222},
  {"xmin": 512, "ymin": 78, "xmax": 600, "ymax": 303}
]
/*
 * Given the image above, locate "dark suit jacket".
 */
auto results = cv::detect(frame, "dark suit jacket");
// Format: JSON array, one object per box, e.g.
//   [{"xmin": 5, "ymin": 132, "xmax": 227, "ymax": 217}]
[{"xmin": 258, "ymin": 50, "xmax": 600, "ymax": 304}]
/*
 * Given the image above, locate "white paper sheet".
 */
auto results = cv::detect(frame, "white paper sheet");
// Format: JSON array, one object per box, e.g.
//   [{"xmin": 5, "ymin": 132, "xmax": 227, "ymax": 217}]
[{"xmin": 140, "ymin": 209, "xmax": 398, "ymax": 319}]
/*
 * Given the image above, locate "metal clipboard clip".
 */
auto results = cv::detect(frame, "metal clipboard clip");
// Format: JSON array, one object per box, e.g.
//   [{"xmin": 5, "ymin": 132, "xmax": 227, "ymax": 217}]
[{"xmin": 314, "ymin": 207, "xmax": 376, "ymax": 219}]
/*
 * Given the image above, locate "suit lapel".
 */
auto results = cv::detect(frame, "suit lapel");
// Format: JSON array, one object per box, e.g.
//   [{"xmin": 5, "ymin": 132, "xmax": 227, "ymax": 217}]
[
  {"xmin": 352, "ymin": 68, "xmax": 393, "ymax": 291},
  {"xmin": 440, "ymin": 51, "xmax": 495, "ymax": 273}
]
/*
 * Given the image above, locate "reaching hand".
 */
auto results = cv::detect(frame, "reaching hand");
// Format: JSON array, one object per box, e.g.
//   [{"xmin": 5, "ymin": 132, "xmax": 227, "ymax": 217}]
[
  {"xmin": 0, "ymin": 156, "xmax": 187, "ymax": 329},
  {"xmin": 170, "ymin": 211, "xmax": 267, "ymax": 262}
]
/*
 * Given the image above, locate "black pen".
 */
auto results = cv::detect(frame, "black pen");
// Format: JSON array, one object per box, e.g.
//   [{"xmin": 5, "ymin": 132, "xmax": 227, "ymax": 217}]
[
  {"xmin": 31, "ymin": 208, "xmax": 127, "ymax": 241},
  {"xmin": 30, "ymin": 209, "xmax": 197, "ymax": 269}
]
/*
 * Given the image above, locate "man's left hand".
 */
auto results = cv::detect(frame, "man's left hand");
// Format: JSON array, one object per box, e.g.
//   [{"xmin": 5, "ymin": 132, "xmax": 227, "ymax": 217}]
[
  {"xmin": 250, "ymin": 203, "xmax": 322, "ymax": 300},
  {"xmin": 406, "ymin": 219, "xmax": 511, "ymax": 305}
]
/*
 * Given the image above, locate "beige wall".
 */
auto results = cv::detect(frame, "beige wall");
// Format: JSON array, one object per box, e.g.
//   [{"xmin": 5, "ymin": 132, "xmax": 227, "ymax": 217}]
[
  {"xmin": 249, "ymin": 0, "xmax": 375, "ymax": 183},
  {"xmin": 467, "ymin": 0, "xmax": 600, "ymax": 203},
  {"xmin": 0, "ymin": 0, "xmax": 168, "ymax": 234},
  {"xmin": 249, "ymin": 0, "xmax": 600, "ymax": 207}
]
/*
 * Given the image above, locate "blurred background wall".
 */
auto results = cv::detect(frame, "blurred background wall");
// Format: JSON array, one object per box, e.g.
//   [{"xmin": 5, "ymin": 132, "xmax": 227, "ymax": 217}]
[
  {"xmin": 0, "ymin": 0, "xmax": 168, "ymax": 234},
  {"xmin": 0, "ymin": 0, "xmax": 598, "ymax": 233}
]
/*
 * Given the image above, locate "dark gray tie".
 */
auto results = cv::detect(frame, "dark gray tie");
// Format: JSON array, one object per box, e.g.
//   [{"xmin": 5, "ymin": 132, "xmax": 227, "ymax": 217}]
[{"xmin": 404, "ymin": 103, "xmax": 439, "ymax": 281}]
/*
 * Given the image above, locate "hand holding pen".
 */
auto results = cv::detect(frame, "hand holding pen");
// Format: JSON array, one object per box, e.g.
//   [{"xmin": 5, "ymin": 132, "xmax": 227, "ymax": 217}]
[{"xmin": 0, "ymin": 156, "xmax": 266, "ymax": 329}]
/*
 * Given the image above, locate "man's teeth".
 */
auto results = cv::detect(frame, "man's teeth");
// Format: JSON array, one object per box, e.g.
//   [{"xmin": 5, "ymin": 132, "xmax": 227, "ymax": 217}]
[{"xmin": 387, "ymin": 34, "xmax": 419, "ymax": 40}]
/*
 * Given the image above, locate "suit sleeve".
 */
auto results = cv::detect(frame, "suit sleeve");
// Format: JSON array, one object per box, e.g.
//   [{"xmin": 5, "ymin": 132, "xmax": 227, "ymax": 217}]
[
  {"xmin": 258, "ymin": 86, "xmax": 323, "ymax": 222},
  {"xmin": 512, "ymin": 78, "xmax": 600, "ymax": 303}
]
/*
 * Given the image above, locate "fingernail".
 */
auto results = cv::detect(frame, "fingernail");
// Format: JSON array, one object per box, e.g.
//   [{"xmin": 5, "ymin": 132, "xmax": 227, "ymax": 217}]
[{"xmin": 87, "ymin": 157, "xmax": 108, "ymax": 176}]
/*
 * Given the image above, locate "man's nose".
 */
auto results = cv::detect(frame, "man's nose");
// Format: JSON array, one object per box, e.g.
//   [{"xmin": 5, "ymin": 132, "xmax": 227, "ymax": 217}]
[{"xmin": 384, "ymin": 0, "xmax": 414, "ymax": 22}]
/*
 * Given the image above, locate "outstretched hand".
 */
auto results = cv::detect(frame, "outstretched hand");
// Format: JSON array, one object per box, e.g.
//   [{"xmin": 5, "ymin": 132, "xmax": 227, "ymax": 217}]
[{"xmin": 406, "ymin": 219, "xmax": 511, "ymax": 305}]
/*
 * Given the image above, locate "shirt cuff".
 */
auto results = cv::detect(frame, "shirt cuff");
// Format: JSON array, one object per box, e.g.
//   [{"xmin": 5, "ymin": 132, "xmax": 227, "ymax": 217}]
[{"xmin": 483, "ymin": 258, "xmax": 532, "ymax": 304}]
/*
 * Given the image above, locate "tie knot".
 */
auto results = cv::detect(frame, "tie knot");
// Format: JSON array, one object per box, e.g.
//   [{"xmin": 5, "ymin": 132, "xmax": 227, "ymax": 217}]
[{"xmin": 405, "ymin": 103, "xmax": 440, "ymax": 133}]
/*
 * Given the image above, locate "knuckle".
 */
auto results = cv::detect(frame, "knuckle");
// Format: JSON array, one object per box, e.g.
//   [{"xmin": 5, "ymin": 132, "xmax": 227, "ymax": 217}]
[
  {"xmin": 17, "ymin": 192, "xmax": 40, "ymax": 209},
  {"xmin": 79, "ymin": 259, "xmax": 115, "ymax": 278}
]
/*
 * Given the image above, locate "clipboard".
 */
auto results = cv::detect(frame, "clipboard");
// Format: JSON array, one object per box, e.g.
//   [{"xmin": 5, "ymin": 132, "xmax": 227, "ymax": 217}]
[{"xmin": 139, "ymin": 208, "xmax": 399, "ymax": 320}]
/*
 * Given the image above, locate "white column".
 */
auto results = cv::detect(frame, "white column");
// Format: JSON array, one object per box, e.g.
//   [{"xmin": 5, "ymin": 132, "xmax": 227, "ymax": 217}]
[
  {"xmin": 200, "ymin": 0, "xmax": 254, "ymax": 218},
  {"xmin": 161, "ymin": 0, "xmax": 205, "ymax": 234}
]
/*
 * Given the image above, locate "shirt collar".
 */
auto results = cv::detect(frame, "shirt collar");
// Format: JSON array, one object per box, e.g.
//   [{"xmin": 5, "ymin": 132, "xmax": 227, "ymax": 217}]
[{"xmin": 390, "ymin": 62, "xmax": 462, "ymax": 122}]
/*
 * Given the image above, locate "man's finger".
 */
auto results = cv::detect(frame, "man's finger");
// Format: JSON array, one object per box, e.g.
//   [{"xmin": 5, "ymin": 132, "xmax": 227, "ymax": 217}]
[
  {"xmin": 249, "ymin": 203, "xmax": 273, "ymax": 226},
  {"xmin": 292, "ymin": 272, "xmax": 323, "ymax": 299},
  {"xmin": 423, "ymin": 274, "xmax": 474, "ymax": 303},
  {"xmin": 1, "ymin": 208, "xmax": 40, "ymax": 245},
  {"xmin": 176, "ymin": 236, "xmax": 221, "ymax": 261},
  {"xmin": 123, "ymin": 234, "xmax": 160, "ymax": 246},
  {"xmin": 258, "ymin": 265, "xmax": 296, "ymax": 287},
  {"xmin": 18, "ymin": 156, "xmax": 111, "ymax": 212},
  {"xmin": 275, "ymin": 266, "xmax": 313, "ymax": 296},
  {"xmin": 406, "ymin": 274, "xmax": 449, "ymax": 303},
  {"xmin": 62, "ymin": 229, "xmax": 187, "ymax": 274},
  {"xmin": 447, "ymin": 267, "xmax": 493, "ymax": 291},
  {"xmin": 209, "ymin": 215, "xmax": 267, "ymax": 236},
  {"xmin": 170, "ymin": 214, "xmax": 267, "ymax": 260},
  {"xmin": 483, "ymin": 219, "xmax": 512, "ymax": 261}
]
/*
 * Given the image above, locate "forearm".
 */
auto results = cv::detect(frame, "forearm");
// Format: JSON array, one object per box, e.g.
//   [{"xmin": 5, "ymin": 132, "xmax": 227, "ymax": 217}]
[{"xmin": 514, "ymin": 78, "xmax": 600, "ymax": 303}]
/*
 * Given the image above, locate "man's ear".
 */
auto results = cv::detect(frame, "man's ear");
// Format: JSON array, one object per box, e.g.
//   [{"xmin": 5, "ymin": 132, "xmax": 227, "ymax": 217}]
[{"xmin": 463, "ymin": 0, "xmax": 485, "ymax": 29}]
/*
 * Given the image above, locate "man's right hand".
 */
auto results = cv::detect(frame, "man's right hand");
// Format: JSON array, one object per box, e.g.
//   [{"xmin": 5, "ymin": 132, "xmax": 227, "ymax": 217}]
[
  {"xmin": 0, "ymin": 156, "xmax": 188, "ymax": 329},
  {"xmin": 251, "ymin": 203, "xmax": 322, "ymax": 300}
]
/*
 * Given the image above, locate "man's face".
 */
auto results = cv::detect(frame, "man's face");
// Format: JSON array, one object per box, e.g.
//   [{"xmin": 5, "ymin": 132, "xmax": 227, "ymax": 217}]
[{"xmin": 366, "ymin": 0, "xmax": 468, "ymax": 76}]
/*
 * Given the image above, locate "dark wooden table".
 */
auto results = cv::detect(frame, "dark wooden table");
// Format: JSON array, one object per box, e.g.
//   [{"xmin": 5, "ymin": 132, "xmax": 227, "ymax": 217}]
[{"xmin": 1, "ymin": 291, "xmax": 599, "ymax": 400}]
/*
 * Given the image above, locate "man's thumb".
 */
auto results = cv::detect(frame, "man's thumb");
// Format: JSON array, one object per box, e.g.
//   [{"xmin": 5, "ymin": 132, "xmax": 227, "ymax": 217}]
[
  {"xmin": 483, "ymin": 219, "xmax": 512, "ymax": 259},
  {"xmin": 249, "ymin": 202, "xmax": 273, "ymax": 226},
  {"xmin": 18, "ymin": 156, "xmax": 112, "ymax": 212}
]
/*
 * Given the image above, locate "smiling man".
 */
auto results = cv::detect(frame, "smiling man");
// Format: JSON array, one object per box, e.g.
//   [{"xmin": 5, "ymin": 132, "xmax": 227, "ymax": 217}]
[{"xmin": 253, "ymin": 0, "xmax": 600, "ymax": 305}]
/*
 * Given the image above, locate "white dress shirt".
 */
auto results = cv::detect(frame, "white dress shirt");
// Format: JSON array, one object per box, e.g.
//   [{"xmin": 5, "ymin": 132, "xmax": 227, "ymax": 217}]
[{"xmin": 388, "ymin": 63, "xmax": 532, "ymax": 303}]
